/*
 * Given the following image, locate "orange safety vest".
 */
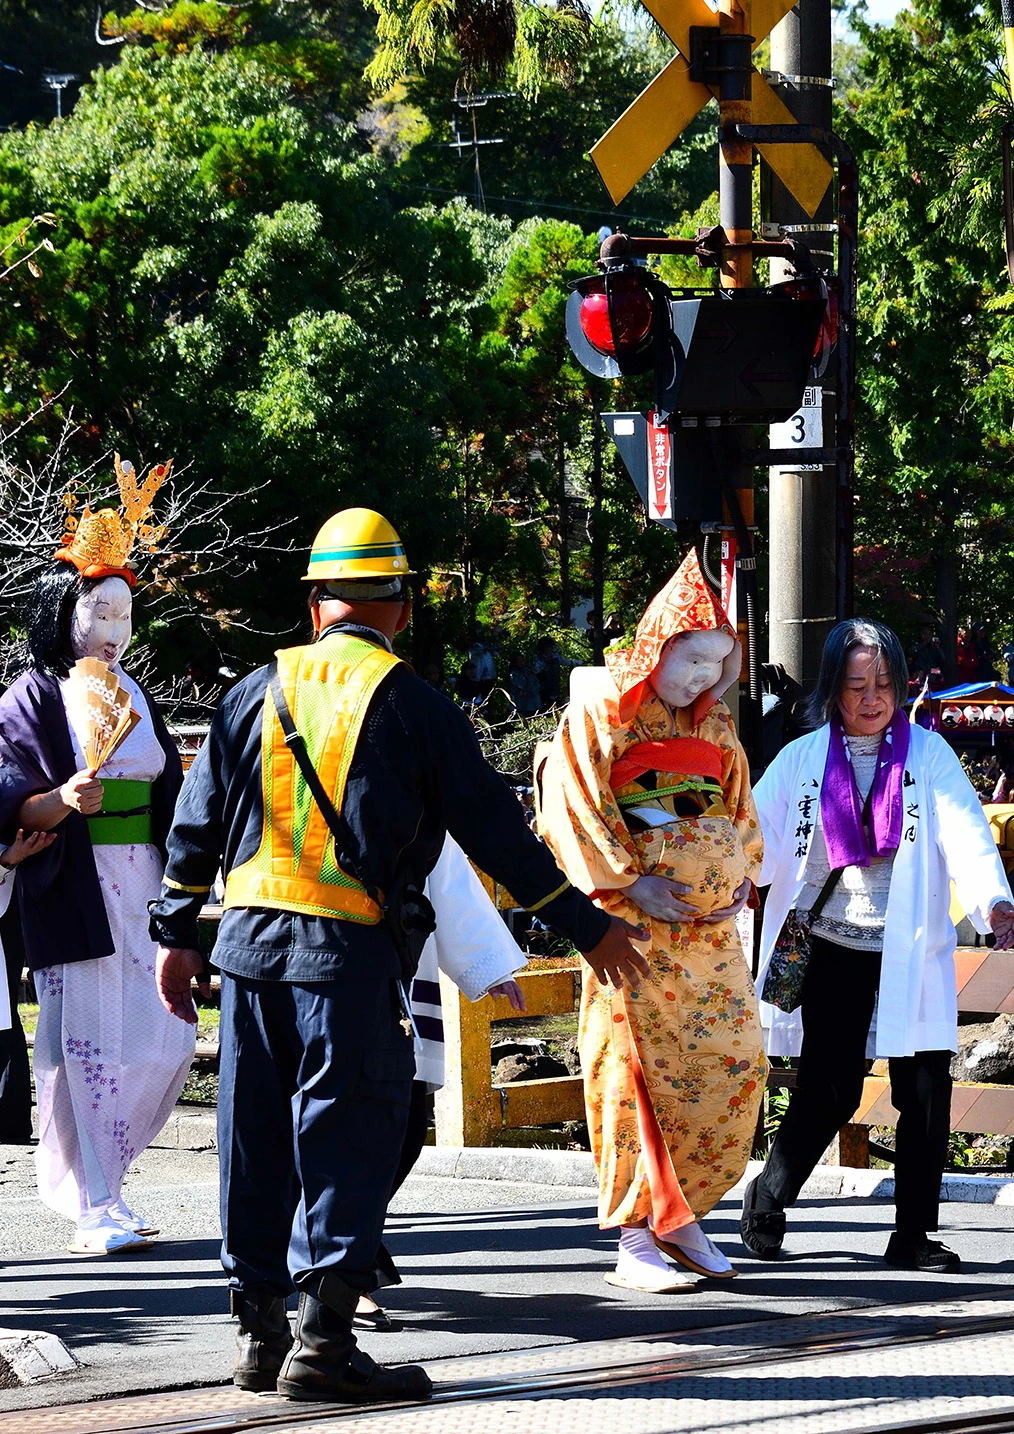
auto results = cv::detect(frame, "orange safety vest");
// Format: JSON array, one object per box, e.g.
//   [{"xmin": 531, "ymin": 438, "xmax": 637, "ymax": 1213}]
[{"xmin": 224, "ymin": 634, "xmax": 401, "ymax": 923}]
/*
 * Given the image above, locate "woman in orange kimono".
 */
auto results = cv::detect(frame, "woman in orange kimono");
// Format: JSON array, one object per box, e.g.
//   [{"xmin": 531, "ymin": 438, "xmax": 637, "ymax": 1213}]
[{"xmin": 538, "ymin": 550, "xmax": 767, "ymax": 1292}]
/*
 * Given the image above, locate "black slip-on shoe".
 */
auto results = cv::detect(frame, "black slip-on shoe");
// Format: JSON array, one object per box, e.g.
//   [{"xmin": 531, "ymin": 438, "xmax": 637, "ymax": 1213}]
[
  {"xmin": 740, "ymin": 1175, "xmax": 786, "ymax": 1261},
  {"xmin": 884, "ymin": 1233, "xmax": 961, "ymax": 1273},
  {"xmin": 353, "ymin": 1302, "xmax": 396, "ymax": 1332}
]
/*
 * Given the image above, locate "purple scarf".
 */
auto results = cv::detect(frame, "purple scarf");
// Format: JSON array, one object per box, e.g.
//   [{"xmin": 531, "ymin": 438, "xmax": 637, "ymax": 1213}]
[{"xmin": 820, "ymin": 710, "xmax": 910, "ymax": 869}]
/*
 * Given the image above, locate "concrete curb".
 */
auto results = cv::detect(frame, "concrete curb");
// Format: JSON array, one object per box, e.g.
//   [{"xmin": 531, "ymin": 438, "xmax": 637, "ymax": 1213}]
[
  {"xmin": 414, "ymin": 1147, "xmax": 1014, "ymax": 1205},
  {"xmin": 152, "ymin": 1106, "xmax": 217, "ymax": 1151},
  {"xmin": 153, "ymin": 1110, "xmax": 1014, "ymax": 1206},
  {"xmin": 415, "ymin": 1146, "xmax": 597, "ymax": 1187},
  {"xmin": 0, "ymin": 1329, "xmax": 79, "ymax": 1386}
]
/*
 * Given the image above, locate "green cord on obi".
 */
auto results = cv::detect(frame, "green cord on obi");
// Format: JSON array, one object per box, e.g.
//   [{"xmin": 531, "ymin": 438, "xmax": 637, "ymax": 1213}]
[
  {"xmin": 616, "ymin": 778, "xmax": 723, "ymax": 808},
  {"xmin": 86, "ymin": 778, "xmax": 154, "ymax": 845}
]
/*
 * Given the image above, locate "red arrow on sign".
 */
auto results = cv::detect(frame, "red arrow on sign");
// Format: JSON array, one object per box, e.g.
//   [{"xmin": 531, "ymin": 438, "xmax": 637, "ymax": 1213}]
[
  {"xmin": 699, "ymin": 317, "xmax": 737, "ymax": 352},
  {"xmin": 646, "ymin": 411, "xmax": 672, "ymax": 519}
]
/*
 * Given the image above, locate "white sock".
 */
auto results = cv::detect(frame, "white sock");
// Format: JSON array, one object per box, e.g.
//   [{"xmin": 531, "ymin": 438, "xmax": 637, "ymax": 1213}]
[{"xmin": 618, "ymin": 1226, "xmax": 677, "ymax": 1274}]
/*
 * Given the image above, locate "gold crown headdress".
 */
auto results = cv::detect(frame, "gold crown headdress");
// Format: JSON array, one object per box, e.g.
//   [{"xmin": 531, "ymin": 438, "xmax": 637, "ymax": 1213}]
[{"xmin": 55, "ymin": 454, "xmax": 172, "ymax": 588}]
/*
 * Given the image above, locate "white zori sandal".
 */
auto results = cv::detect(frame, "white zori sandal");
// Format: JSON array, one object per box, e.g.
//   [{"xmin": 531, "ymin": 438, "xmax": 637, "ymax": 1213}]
[
  {"xmin": 651, "ymin": 1220, "xmax": 737, "ymax": 1279},
  {"xmin": 604, "ymin": 1227, "xmax": 697, "ymax": 1293},
  {"xmin": 107, "ymin": 1199, "xmax": 160, "ymax": 1237},
  {"xmin": 68, "ymin": 1216, "xmax": 155, "ymax": 1256}
]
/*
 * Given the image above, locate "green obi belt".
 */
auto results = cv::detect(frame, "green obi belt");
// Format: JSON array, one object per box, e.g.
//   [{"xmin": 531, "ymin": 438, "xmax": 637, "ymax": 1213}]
[{"xmin": 86, "ymin": 778, "xmax": 154, "ymax": 846}]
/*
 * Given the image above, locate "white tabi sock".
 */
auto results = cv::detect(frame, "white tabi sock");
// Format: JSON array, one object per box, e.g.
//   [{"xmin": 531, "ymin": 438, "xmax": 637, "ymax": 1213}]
[{"xmin": 614, "ymin": 1227, "xmax": 695, "ymax": 1287}]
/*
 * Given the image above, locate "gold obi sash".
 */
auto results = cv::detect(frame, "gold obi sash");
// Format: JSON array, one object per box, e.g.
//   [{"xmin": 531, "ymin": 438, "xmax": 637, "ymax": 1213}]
[{"xmin": 224, "ymin": 635, "xmax": 401, "ymax": 923}]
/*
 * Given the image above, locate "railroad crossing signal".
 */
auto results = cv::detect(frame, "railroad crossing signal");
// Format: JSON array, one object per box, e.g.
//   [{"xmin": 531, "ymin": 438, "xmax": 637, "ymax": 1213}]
[{"xmin": 590, "ymin": 0, "xmax": 833, "ymax": 217}]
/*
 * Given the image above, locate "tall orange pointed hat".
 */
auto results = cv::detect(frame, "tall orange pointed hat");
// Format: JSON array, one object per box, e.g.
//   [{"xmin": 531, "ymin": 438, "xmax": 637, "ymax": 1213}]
[{"xmin": 604, "ymin": 548, "xmax": 740, "ymax": 723}]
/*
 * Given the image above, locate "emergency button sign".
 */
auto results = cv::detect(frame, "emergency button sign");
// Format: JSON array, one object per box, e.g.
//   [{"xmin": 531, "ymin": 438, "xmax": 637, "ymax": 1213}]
[{"xmin": 647, "ymin": 411, "xmax": 673, "ymax": 520}]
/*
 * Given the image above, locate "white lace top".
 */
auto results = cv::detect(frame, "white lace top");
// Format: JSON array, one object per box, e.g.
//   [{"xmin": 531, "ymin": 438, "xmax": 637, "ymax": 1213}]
[{"xmin": 798, "ymin": 732, "xmax": 895, "ymax": 952}]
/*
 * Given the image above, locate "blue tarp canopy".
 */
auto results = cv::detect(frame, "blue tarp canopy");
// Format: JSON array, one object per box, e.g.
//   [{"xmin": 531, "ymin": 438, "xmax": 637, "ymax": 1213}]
[{"xmin": 925, "ymin": 682, "xmax": 1014, "ymax": 702}]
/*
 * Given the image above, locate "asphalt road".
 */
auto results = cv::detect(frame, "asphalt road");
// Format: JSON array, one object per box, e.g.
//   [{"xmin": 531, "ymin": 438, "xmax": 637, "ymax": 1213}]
[{"xmin": 1, "ymin": 1143, "xmax": 1014, "ymax": 1412}]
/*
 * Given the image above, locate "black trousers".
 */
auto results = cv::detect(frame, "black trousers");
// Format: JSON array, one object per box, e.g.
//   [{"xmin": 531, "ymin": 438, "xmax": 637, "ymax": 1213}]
[
  {"xmin": 758, "ymin": 935, "xmax": 953, "ymax": 1237},
  {"xmin": 217, "ymin": 973, "xmax": 414, "ymax": 1298},
  {"xmin": 374, "ymin": 1080, "xmax": 434, "ymax": 1289},
  {"xmin": 0, "ymin": 902, "xmax": 32, "ymax": 1145}
]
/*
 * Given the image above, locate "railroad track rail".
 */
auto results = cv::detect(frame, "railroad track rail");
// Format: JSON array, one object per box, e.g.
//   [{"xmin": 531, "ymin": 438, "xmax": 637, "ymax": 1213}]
[{"xmin": 8, "ymin": 1292, "xmax": 1014, "ymax": 1434}]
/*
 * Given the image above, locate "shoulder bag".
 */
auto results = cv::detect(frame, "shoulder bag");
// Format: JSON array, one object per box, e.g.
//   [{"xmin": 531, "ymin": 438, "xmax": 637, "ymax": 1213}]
[{"xmin": 760, "ymin": 865, "xmax": 844, "ymax": 1013}]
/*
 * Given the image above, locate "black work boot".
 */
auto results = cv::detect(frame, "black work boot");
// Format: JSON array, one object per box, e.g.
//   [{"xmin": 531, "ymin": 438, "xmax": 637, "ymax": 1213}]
[
  {"xmin": 230, "ymin": 1288, "xmax": 294, "ymax": 1393},
  {"xmin": 277, "ymin": 1272, "xmax": 432, "ymax": 1404}
]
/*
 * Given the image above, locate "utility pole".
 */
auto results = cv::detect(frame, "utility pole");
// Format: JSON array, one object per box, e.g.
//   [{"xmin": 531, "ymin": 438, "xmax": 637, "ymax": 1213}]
[
  {"xmin": 766, "ymin": 0, "xmax": 838, "ymax": 688},
  {"xmin": 41, "ymin": 72, "xmax": 77, "ymax": 119},
  {"xmin": 447, "ymin": 92, "xmax": 510, "ymax": 212}
]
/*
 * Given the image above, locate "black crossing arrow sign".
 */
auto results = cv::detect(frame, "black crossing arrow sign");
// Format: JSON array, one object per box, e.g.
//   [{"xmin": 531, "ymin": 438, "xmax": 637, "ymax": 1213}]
[{"xmin": 590, "ymin": 0, "xmax": 833, "ymax": 217}]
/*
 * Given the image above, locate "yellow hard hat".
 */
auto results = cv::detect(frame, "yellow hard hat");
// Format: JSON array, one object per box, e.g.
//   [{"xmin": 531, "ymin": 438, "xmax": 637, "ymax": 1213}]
[{"xmin": 303, "ymin": 507, "xmax": 414, "ymax": 583}]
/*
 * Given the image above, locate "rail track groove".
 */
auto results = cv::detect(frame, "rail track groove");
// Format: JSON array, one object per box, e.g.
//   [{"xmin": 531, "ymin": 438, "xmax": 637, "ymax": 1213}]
[{"xmin": 6, "ymin": 1293, "xmax": 1014, "ymax": 1434}]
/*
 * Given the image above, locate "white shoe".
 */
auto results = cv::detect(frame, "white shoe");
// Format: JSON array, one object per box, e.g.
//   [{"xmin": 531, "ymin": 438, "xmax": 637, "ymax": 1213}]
[
  {"xmin": 68, "ymin": 1218, "xmax": 154, "ymax": 1256},
  {"xmin": 653, "ymin": 1220, "xmax": 737, "ymax": 1278},
  {"xmin": 604, "ymin": 1227, "xmax": 698, "ymax": 1294},
  {"xmin": 108, "ymin": 1199, "xmax": 160, "ymax": 1237}
]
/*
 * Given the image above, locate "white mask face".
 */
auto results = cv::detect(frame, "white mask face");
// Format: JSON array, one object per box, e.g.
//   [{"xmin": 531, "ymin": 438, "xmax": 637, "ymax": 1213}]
[
  {"xmin": 649, "ymin": 629, "xmax": 736, "ymax": 710},
  {"xmin": 70, "ymin": 577, "xmax": 134, "ymax": 666}
]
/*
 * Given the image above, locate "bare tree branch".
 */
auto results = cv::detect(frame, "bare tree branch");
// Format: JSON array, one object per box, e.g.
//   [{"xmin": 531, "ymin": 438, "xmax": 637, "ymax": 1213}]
[{"xmin": 0, "ymin": 403, "xmax": 297, "ymax": 698}]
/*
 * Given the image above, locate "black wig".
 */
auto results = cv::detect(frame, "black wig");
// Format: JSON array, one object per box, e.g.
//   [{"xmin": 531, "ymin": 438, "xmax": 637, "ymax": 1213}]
[{"xmin": 25, "ymin": 567, "xmax": 103, "ymax": 678}]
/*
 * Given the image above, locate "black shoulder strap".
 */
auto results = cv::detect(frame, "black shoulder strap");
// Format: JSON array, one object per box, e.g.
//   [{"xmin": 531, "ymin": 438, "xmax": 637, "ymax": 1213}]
[{"xmin": 268, "ymin": 662, "xmax": 341, "ymax": 832}]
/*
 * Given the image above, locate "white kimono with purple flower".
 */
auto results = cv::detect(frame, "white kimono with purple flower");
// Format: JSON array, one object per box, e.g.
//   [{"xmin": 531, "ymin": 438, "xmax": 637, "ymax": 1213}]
[{"xmin": 33, "ymin": 671, "xmax": 195, "ymax": 1227}]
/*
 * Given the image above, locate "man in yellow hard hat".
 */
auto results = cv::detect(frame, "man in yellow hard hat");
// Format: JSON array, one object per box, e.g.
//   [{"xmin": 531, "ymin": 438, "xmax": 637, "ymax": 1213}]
[{"xmin": 149, "ymin": 508, "xmax": 647, "ymax": 1407}]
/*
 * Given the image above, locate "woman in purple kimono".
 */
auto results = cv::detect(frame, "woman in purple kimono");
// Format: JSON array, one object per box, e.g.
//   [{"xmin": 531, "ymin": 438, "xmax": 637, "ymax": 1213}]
[{"xmin": 0, "ymin": 465, "xmax": 190, "ymax": 1254}]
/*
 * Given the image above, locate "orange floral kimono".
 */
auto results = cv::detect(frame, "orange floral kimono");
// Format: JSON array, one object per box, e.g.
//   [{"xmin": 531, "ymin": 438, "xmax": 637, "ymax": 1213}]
[{"xmin": 538, "ymin": 552, "xmax": 767, "ymax": 1232}]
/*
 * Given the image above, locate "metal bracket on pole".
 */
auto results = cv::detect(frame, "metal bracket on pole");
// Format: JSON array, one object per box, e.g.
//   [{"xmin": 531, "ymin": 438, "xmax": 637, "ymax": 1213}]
[{"xmin": 762, "ymin": 70, "xmax": 835, "ymax": 89}]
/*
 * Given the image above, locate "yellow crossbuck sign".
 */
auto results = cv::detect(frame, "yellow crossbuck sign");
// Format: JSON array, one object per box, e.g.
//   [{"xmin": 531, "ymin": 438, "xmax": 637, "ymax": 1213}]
[{"xmin": 591, "ymin": 0, "xmax": 833, "ymax": 217}]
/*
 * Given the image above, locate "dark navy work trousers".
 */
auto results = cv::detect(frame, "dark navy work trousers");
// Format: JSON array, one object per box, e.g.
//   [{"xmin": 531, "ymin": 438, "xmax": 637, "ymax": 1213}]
[{"xmin": 217, "ymin": 972, "xmax": 414, "ymax": 1296}]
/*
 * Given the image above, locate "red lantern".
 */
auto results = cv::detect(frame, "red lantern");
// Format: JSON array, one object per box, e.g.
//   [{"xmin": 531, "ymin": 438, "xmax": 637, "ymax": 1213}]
[{"xmin": 578, "ymin": 275, "xmax": 654, "ymax": 359}]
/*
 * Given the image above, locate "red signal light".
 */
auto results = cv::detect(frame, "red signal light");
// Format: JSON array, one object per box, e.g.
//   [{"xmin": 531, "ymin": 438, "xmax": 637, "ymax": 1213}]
[
  {"xmin": 578, "ymin": 275, "xmax": 654, "ymax": 358},
  {"xmin": 774, "ymin": 275, "xmax": 838, "ymax": 376}
]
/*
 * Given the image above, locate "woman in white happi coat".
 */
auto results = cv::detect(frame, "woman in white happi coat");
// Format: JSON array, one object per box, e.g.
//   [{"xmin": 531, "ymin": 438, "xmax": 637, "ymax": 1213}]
[
  {"xmin": 744, "ymin": 618, "xmax": 1014, "ymax": 1274},
  {"xmin": 356, "ymin": 834, "xmax": 527, "ymax": 1330}
]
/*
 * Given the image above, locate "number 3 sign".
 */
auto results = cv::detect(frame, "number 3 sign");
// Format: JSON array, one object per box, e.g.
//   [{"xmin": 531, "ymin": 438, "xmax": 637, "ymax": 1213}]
[{"xmin": 769, "ymin": 386, "xmax": 823, "ymax": 472}]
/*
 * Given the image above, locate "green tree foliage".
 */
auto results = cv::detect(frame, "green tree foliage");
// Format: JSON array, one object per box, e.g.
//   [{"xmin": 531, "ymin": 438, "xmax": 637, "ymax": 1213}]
[
  {"xmin": 0, "ymin": 43, "xmax": 522, "ymax": 666},
  {"xmin": 363, "ymin": 28, "xmax": 717, "ymax": 234},
  {"xmin": 0, "ymin": 4, "xmax": 712, "ymax": 683},
  {"xmin": 364, "ymin": 0, "xmax": 592, "ymax": 99},
  {"xmin": 838, "ymin": 0, "xmax": 1014, "ymax": 655}
]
